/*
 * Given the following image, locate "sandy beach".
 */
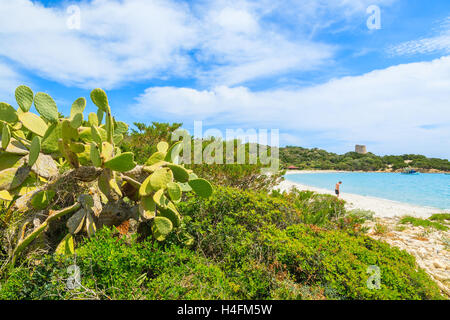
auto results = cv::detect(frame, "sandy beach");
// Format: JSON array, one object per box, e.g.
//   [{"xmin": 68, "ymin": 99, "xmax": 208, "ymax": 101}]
[{"xmin": 276, "ymin": 178, "xmax": 448, "ymax": 218}]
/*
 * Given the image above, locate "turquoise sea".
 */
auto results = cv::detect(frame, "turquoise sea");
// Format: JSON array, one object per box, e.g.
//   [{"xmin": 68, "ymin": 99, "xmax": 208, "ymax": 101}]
[{"xmin": 285, "ymin": 172, "xmax": 450, "ymax": 210}]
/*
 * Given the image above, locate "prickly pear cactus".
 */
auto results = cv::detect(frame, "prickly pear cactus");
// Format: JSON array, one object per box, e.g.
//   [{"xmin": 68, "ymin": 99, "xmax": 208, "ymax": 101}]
[{"xmin": 0, "ymin": 85, "xmax": 212, "ymax": 267}]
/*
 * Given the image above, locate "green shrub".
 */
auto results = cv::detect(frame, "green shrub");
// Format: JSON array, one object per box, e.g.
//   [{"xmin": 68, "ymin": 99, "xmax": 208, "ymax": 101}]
[
  {"xmin": 0, "ymin": 227, "xmax": 238, "ymax": 300},
  {"xmin": 1, "ymin": 187, "xmax": 444, "ymax": 300},
  {"xmin": 400, "ymin": 216, "xmax": 448, "ymax": 231},
  {"xmin": 262, "ymin": 224, "xmax": 443, "ymax": 300},
  {"xmin": 429, "ymin": 213, "xmax": 450, "ymax": 223},
  {"xmin": 178, "ymin": 186, "xmax": 443, "ymax": 300}
]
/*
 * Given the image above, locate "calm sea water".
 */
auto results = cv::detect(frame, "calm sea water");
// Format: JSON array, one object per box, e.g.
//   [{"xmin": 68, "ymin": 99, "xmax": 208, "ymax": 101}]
[{"xmin": 285, "ymin": 172, "xmax": 450, "ymax": 210}]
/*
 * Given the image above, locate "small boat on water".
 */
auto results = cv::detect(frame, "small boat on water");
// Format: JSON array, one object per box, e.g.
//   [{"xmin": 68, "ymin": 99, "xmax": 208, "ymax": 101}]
[{"xmin": 401, "ymin": 169, "xmax": 419, "ymax": 175}]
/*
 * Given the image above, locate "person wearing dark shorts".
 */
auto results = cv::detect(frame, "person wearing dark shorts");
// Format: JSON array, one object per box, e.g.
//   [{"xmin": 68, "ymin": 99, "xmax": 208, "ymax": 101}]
[{"xmin": 335, "ymin": 181, "xmax": 342, "ymax": 198}]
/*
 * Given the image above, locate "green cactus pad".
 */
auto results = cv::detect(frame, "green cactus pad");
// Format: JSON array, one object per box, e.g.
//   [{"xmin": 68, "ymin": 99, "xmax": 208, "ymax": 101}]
[
  {"xmin": 62, "ymin": 120, "xmax": 79, "ymax": 141},
  {"xmin": 55, "ymin": 233, "xmax": 75, "ymax": 256},
  {"xmin": 0, "ymin": 190, "xmax": 13, "ymax": 201},
  {"xmin": 153, "ymin": 189, "xmax": 170, "ymax": 208},
  {"xmin": 85, "ymin": 211, "xmax": 97, "ymax": 238},
  {"xmin": 67, "ymin": 209, "xmax": 86, "ymax": 234},
  {"xmin": 78, "ymin": 126, "xmax": 107, "ymax": 142},
  {"xmin": 69, "ymin": 142, "xmax": 85, "ymax": 154},
  {"xmin": 28, "ymin": 136, "xmax": 41, "ymax": 167},
  {"xmin": 18, "ymin": 112, "xmax": 48, "ymax": 137},
  {"xmin": 113, "ymin": 133, "xmax": 123, "ymax": 144},
  {"xmin": 15, "ymin": 85, "xmax": 34, "ymax": 112},
  {"xmin": 158, "ymin": 202, "xmax": 181, "ymax": 227},
  {"xmin": 167, "ymin": 182, "xmax": 182, "ymax": 202},
  {"xmin": 0, "ymin": 102, "xmax": 19, "ymax": 123},
  {"xmin": 41, "ymin": 122, "xmax": 62, "ymax": 153},
  {"xmin": 77, "ymin": 143, "xmax": 91, "ymax": 165},
  {"xmin": 188, "ymin": 178, "xmax": 213, "ymax": 198},
  {"xmin": 104, "ymin": 152, "xmax": 136, "ymax": 172},
  {"xmin": 70, "ymin": 97, "xmax": 86, "ymax": 119},
  {"xmin": 30, "ymin": 190, "xmax": 56, "ymax": 209},
  {"xmin": 0, "ymin": 152, "xmax": 23, "ymax": 171},
  {"xmin": 141, "ymin": 195, "xmax": 156, "ymax": 211},
  {"xmin": 98, "ymin": 171, "xmax": 111, "ymax": 199},
  {"xmin": 109, "ymin": 171, "xmax": 122, "ymax": 197},
  {"xmin": 97, "ymin": 109, "xmax": 104, "ymax": 124},
  {"xmin": 101, "ymin": 142, "xmax": 114, "ymax": 161},
  {"xmin": 151, "ymin": 216, "xmax": 173, "ymax": 241},
  {"xmin": 11, "ymin": 122, "xmax": 23, "ymax": 131},
  {"xmin": 114, "ymin": 121, "xmax": 128, "ymax": 134},
  {"xmin": 90, "ymin": 142, "xmax": 102, "ymax": 167},
  {"xmin": 2, "ymin": 124, "xmax": 11, "ymax": 150},
  {"xmin": 105, "ymin": 115, "xmax": 113, "ymax": 143},
  {"xmin": 157, "ymin": 141, "xmax": 169, "ymax": 153},
  {"xmin": 143, "ymin": 161, "xmax": 168, "ymax": 173},
  {"xmin": 178, "ymin": 181, "xmax": 192, "ymax": 192},
  {"xmin": 90, "ymin": 88, "xmax": 109, "ymax": 112},
  {"xmin": 0, "ymin": 166, "xmax": 30, "ymax": 190},
  {"xmin": 4, "ymin": 138, "xmax": 29, "ymax": 155},
  {"xmin": 164, "ymin": 141, "xmax": 183, "ymax": 163},
  {"xmin": 90, "ymin": 125, "xmax": 103, "ymax": 145},
  {"xmin": 70, "ymin": 113, "xmax": 83, "ymax": 129},
  {"xmin": 139, "ymin": 195, "xmax": 156, "ymax": 219},
  {"xmin": 146, "ymin": 151, "xmax": 166, "ymax": 166},
  {"xmin": 34, "ymin": 92, "xmax": 59, "ymax": 123},
  {"xmin": 139, "ymin": 176, "xmax": 152, "ymax": 197},
  {"xmin": 88, "ymin": 112, "xmax": 98, "ymax": 126},
  {"xmin": 167, "ymin": 164, "xmax": 190, "ymax": 183},
  {"xmin": 189, "ymin": 172, "xmax": 198, "ymax": 180},
  {"xmin": 150, "ymin": 168, "xmax": 173, "ymax": 190}
]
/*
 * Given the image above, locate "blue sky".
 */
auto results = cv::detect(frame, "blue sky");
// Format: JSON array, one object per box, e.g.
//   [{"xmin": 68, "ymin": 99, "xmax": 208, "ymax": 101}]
[{"xmin": 0, "ymin": 0, "xmax": 449, "ymax": 158}]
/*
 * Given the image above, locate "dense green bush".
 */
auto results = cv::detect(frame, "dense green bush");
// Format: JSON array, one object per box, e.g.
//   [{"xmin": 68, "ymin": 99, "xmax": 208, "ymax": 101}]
[
  {"xmin": 1, "ymin": 187, "xmax": 443, "ymax": 300},
  {"xmin": 263, "ymin": 224, "xmax": 442, "ymax": 300},
  {"xmin": 178, "ymin": 186, "xmax": 443, "ymax": 300},
  {"xmin": 0, "ymin": 226, "xmax": 322, "ymax": 300},
  {"xmin": 0, "ymin": 228, "xmax": 236, "ymax": 300}
]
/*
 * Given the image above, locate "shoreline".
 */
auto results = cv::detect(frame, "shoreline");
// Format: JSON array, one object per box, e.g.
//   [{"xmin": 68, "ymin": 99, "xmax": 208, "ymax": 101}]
[{"xmin": 276, "ymin": 179, "xmax": 449, "ymax": 218}]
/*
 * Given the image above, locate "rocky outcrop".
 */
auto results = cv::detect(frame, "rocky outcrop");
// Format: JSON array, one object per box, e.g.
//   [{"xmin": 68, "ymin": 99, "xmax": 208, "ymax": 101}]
[{"xmin": 364, "ymin": 217, "xmax": 450, "ymax": 297}]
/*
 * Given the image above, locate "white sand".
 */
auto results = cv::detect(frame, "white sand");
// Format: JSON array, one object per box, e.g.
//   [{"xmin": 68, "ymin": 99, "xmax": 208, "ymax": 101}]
[{"xmin": 276, "ymin": 179, "xmax": 448, "ymax": 218}]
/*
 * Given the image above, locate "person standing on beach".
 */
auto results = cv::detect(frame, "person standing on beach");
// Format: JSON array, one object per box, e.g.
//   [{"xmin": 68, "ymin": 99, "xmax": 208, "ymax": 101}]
[{"xmin": 335, "ymin": 181, "xmax": 342, "ymax": 198}]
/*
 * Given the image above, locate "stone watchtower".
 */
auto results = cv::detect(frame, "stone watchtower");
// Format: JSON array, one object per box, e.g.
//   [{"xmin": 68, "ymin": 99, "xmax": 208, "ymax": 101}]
[{"xmin": 355, "ymin": 145, "xmax": 367, "ymax": 154}]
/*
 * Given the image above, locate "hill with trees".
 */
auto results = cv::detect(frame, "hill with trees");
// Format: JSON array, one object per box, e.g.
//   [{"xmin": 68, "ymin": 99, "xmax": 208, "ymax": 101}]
[{"xmin": 280, "ymin": 146, "xmax": 450, "ymax": 172}]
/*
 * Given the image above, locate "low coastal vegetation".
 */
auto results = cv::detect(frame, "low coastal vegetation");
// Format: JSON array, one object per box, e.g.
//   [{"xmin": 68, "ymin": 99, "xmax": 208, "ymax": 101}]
[
  {"xmin": 0, "ymin": 86, "xmax": 446, "ymax": 300},
  {"xmin": 400, "ymin": 216, "xmax": 449, "ymax": 231},
  {"xmin": 280, "ymin": 146, "xmax": 450, "ymax": 172},
  {"xmin": 0, "ymin": 187, "xmax": 444, "ymax": 300}
]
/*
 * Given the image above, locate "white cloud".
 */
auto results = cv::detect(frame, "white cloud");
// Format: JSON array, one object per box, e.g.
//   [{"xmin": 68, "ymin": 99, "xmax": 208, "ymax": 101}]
[
  {"xmin": 0, "ymin": 0, "xmax": 197, "ymax": 89},
  {"xmin": 193, "ymin": 3, "xmax": 335, "ymax": 86},
  {"xmin": 133, "ymin": 56, "xmax": 450, "ymax": 159},
  {"xmin": 388, "ymin": 16, "xmax": 450, "ymax": 56},
  {"xmin": 0, "ymin": 0, "xmax": 398, "ymax": 89}
]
